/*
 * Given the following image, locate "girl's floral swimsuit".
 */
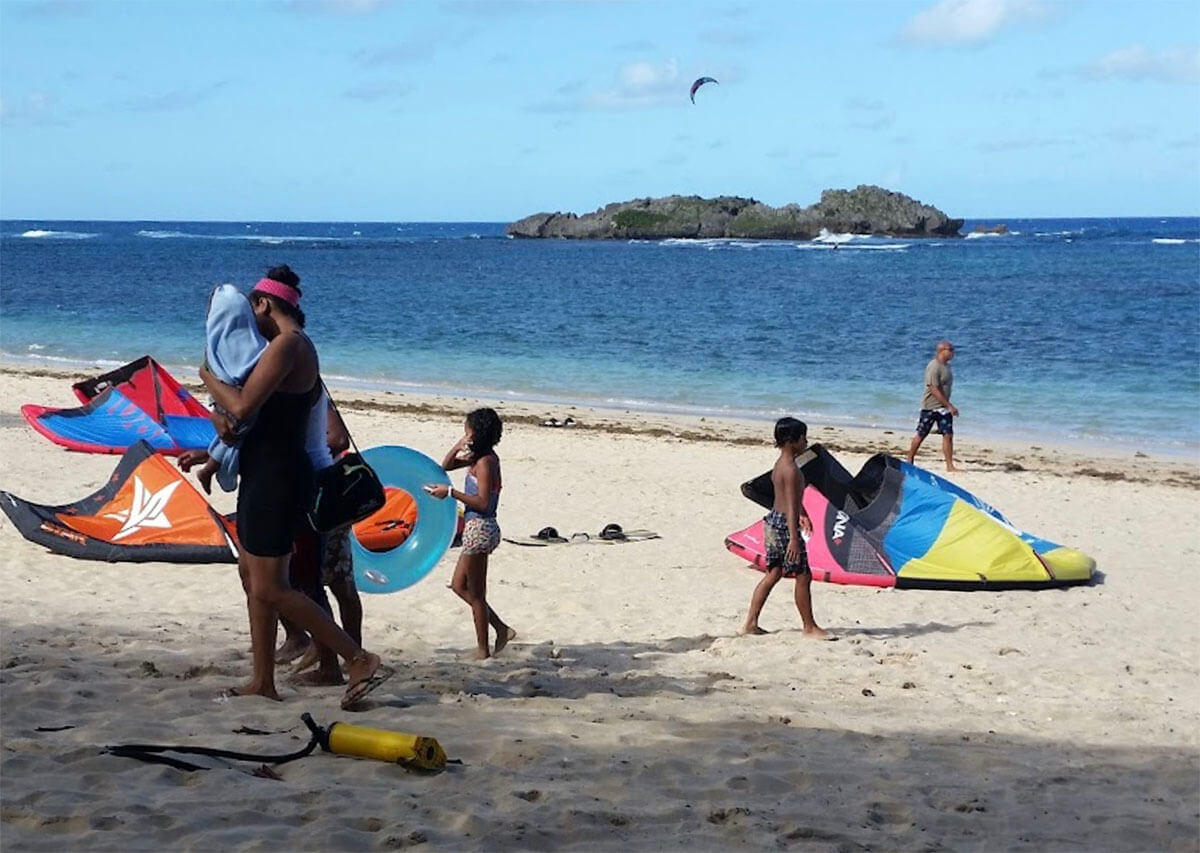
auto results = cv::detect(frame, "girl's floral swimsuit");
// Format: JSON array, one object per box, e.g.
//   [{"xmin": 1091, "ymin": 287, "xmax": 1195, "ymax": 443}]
[{"xmin": 461, "ymin": 464, "xmax": 501, "ymax": 555}]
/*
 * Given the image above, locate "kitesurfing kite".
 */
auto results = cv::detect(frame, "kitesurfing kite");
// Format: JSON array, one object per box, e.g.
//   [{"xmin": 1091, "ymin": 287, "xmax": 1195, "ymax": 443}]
[
  {"xmin": 0, "ymin": 440, "xmax": 238, "ymax": 563},
  {"xmin": 726, "ymin": 444, "xmax": 1095, "ymax": 590},
  {"xmin": 689, "ymin": 76, "xmax": 718, "ymax": 104},
  {"xmin": 21, "ymin": 356, "xmax": 216, "ymax": 455},
  {"xmin": 1, "ymin": 441, "xmax": 457, "ymax": 594}
]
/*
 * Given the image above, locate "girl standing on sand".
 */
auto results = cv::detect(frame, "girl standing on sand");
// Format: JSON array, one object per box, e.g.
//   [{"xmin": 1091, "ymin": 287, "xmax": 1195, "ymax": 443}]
[{"xmin": 426, "ymin": 408, "xmax": 515, "ymax": 660}]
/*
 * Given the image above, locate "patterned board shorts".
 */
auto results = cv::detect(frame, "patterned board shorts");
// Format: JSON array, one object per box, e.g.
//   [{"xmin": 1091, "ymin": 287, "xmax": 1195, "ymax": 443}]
[
  {"xmin": 461, "ymin": 517, "xmax": 501, "ymax": 556},
  {"xmin": 916, "ymin": 408, "xmax": 954, "ymax": 437},
  {"xmin": 762, "ymin": 510, "xmax": 810, "ymax": 577},
  {"xmin": 321, "ymin": 527, "xmax": 354, "ymax": 586}
]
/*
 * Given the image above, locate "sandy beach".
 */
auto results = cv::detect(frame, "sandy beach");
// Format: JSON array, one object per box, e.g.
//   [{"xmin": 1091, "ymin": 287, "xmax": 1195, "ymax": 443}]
[{"xmin": 1, "ymin": 364, "xmax": 1197, "ymax": 851}]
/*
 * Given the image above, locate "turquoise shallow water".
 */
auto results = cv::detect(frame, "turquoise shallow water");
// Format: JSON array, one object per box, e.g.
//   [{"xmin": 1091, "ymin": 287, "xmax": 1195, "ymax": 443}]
[{"xmin": 1, "ymin": 217, "xmax": 1197, "ymax": 455}]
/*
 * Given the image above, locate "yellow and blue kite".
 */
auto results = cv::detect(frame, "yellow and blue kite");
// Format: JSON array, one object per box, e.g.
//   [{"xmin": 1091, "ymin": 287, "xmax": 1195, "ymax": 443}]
[{"xmin": 729, "ymin": 444, "xmax": 1095, "ymax": 590}]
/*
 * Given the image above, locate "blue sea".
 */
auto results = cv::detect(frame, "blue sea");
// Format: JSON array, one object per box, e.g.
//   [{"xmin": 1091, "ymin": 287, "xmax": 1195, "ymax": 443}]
[{"xmin": 1, "ymin": 218, "xmax": 1198, "ymax": 455}]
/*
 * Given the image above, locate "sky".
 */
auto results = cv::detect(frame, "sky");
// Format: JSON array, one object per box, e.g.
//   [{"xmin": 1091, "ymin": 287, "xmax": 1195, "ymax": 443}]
[{"xmin": 1, "ymin": 0, "xmax": 1198, "ymax": 221}]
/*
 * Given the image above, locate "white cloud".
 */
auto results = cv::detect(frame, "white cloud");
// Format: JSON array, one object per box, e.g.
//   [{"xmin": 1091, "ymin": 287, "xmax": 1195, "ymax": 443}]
[
  {"xmin": 533, "ymin": 59, "xmax": 685, "ymax": 112},
  {"xmin": 355, "ymin": 41, "xmax": 437, "ymax": 67},
  {"xmin": 977, "ymin": 136, "xmax": 1072, "ymax": 152},
  {"xmin": 899, "ymin": 0, "xmax": 1052, "ymax": 47},
  {"xmin": 1102, "ymin": 126, "xmax": 1156, "ymax": 144},
  {"xmin": 113, "ymin": 82, "xmax": 227, "ymax": 113},
  {"xmin": 618, "ymin": 59, "xmax": 679, "ymax": 93},
  {"xmin": 1085, "ymin": 44, "xmax": 1200, "ymax": 84},
  {"xmin": 591, "ymin": 59, "xmax": 681, "ymax": 109},
  {"xmin": 846, "ymin": 97, "xmax": 886, "ymax": 112},
  {"xmin": 0, "ymin": 91, "xmax": 66, "ymax": 126},
  {"xmin": 289, "ymin": 0, "xmax": 391, "ymax": 14},
  {"xmin": 18, "ymin": 0, "xmax": 89, "ymax": 18},
  {"xmin": 615, "ymin": 40, "xmax": 656, "ymax": 53},
  {"xmin": 845, "ymin": 97, "xmax": 894, "ymax": 132},
  {"xmin": 701, "ymin": 28, "xmax": 756, "ymax": 46},
  {"xmin": 849, "ymin": 114, "xmax": 896, "ymax": 132},
  {"xmin": 341, "ymin": 80, "xmax": 413, "ymax": 101},
  {"xmin": 531, "ymin": 59, "xmax": 737, "ymax": 113}
]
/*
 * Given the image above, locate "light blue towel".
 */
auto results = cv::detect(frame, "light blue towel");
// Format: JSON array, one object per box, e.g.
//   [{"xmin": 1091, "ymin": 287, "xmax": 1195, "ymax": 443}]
[{"xmin": 205, "ymin": 284, "xmax": 267, "ymax": 491}]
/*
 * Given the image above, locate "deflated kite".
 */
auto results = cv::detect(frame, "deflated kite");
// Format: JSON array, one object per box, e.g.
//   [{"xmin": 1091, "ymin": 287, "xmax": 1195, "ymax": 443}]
[
  {"xmin": 726, "ymin": 444, "xmax": 1095, "ymax": 590},
  {"xmin": 1, "ymin": 440, "xmax": 237, "ymax": 563},
  {"xmin": 21, "ymin": 356, "xmax": 215, "ymax": 455}
]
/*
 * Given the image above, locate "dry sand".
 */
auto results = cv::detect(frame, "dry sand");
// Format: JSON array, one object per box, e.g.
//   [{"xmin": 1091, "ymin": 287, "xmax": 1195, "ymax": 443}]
[{"xmin": 1, "ymin": 366, "xmax": 1198, "ymax": 851}]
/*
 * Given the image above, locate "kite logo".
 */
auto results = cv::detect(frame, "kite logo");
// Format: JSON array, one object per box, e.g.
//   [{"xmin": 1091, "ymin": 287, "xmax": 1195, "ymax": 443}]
[
  {"xmin": 831, "ymin": 510, "xmax": 850, "ymax": 544},
  {"xmin": 39, "ymin": 521, "xmax": 87, "ymax": 546},
  {"xmin": 104, "ymin": 476, "xmax": 181, "ymax": 541}
]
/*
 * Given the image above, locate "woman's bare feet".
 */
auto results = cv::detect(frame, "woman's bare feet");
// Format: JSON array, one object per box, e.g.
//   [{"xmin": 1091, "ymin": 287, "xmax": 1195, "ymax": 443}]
[
  {"xmin": 224, "ymin": 682, "xmax": 281, "ymax": 701},
  {"xmin": 341, "ymin": 653, "xmax": 393, "ymax": 710},
  {"xmin": 472, "ymin": 647, "xmax": 490, "ymax": 661},
  {"xmin": 494, "ymin": 626, "xmax": 516, "ymax": 655},
  {"xmin": 802, "ymin": 625, "xmax": 833, "ymax": 640},
  {"xmin": 739, "ymin": 625, "xmax": 769, "ymax": 636},
  {"xmin": 344, "ymin": 652, "xmax": 380, "ymax": 686},
  {"xmin": 275, "ymin": 635, "xmax": 310, "ymax": 665},
  {"xmin": 290, "ymin": 645, "xmax": 321, "ymax": 674}
]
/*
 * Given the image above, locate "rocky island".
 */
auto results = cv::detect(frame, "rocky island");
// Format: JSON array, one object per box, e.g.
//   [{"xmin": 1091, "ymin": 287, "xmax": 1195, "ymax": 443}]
[{"xmin": 508, "ymin": 185, "xmax": 963, "ymax": 240}]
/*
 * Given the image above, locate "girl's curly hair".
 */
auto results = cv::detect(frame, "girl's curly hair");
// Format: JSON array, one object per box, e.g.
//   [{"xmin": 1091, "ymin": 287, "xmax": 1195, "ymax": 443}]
[{"xmin": 466, "ymin": 407, "xmax": 503, "ymax": 457}]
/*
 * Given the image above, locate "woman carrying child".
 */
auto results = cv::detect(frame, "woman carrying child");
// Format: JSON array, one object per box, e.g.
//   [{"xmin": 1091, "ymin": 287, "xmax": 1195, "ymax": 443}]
[
  {"xmin": 199, "ymin": 265, "xmax": 390, "ymax": 707},
  {"xmin": 427, "ymin": 408, "xmax": 515, "ymax": 660}
]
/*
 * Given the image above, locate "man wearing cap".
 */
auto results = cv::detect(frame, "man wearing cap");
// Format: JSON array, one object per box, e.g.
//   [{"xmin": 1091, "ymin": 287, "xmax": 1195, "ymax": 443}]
[{"xmin": 906, "ymin": 340, "xmax": 958, "ymax": 472}]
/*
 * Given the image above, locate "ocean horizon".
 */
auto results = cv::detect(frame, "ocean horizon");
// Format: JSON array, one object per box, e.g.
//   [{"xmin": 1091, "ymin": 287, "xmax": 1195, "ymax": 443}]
[{"xmin": 2, "ymin": 216, "xmax": 1197, "ymax": 457}]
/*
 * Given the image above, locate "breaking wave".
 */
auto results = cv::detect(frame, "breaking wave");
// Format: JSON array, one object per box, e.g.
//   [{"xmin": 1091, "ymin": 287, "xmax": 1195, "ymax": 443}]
[
  {"xmin": 135, "ymin": 230, "xmax": 341, "ymax": 243},
  {"xmin": 17, "ymin": 230, "xmax": 99, "ymax": 239}
]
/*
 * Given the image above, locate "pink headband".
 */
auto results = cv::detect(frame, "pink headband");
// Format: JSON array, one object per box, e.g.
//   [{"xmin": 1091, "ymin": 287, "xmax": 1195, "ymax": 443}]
[{"xmin": 252, "ymin": 278, "xmax": 300, "ymax": 307}]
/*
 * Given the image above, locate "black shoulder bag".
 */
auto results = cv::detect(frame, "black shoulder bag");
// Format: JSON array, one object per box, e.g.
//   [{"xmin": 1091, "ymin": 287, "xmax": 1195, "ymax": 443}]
[{"xmin": 308, "ymin": 385, "xmax": 385, "ymax": 533}]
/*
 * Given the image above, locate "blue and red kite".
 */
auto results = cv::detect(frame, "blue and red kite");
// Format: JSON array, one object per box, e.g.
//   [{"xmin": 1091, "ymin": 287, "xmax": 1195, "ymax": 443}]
[{"xmin": 21, "ymin": 356, "xmax": 215, "ymax": 455}]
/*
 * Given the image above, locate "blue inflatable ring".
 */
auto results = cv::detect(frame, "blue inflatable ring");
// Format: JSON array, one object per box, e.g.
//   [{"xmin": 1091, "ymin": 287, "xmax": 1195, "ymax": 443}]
[{"xmin": 351, "ymin": 446, "xmax": 456, "ymax": 594}]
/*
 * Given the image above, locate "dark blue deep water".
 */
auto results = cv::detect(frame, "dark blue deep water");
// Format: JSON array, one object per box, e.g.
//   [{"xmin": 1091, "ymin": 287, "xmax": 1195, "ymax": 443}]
[{"xmin": 2, "ymin": 218, "xmax": 1197, "ymax": 453}]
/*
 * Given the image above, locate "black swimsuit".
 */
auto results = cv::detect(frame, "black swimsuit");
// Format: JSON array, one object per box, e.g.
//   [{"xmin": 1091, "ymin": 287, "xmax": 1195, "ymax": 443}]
[{"xmin": 236, "ymin": 375, "xmax": 321, "ymax": 557}]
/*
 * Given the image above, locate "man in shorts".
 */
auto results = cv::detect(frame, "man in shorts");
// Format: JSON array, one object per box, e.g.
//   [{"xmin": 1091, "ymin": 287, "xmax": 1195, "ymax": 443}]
[{"xmin": 907, "ymin": 339, "xmax": 958, "ymax": 471}]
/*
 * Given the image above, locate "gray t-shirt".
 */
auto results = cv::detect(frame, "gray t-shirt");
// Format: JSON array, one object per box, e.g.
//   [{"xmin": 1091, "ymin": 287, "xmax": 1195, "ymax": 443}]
[{"xmin": 921, "ymin": 358, "xmax": 953, "ymax": 411}]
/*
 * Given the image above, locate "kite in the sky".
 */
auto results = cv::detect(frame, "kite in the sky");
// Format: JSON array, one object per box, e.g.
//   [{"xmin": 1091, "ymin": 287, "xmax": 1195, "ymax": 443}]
[{"xmin": 689, "ymin": 76, "xmax": 718, "ymax": 104}]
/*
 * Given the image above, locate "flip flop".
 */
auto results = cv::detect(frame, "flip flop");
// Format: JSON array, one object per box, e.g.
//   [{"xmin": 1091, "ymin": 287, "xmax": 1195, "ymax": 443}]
[
  {"xmin": 599, "ymin": 523, "xmax": 626, "ymax": 541},
  {"xmin": 574, "ymin": 525, "xmax": 661, "ymax": 545},
  {"xmin": 503, "ymin": 526, "xmax": 570, "ymax": 546},
  {"xmin": 341, "ymin": 665, "xmax": 395, "ymax": 710}
]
